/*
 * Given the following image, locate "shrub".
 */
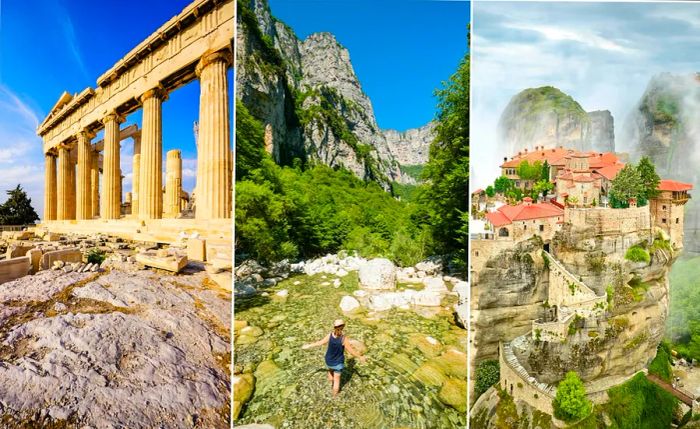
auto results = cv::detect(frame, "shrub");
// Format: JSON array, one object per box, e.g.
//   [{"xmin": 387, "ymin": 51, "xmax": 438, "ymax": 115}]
[
  {"xmin": 553, "ymin": 371, "xmax": 592, "ymax": 422},
  {"xmin": 625, "ymin": 246, "xmax": 650, "ymax": 264},
  {"xmin": 648, "ymin": 341, "xmax": 673, "ymax": 382},
  {"xmin": 604, "ymin": 372, "xmax": 677, "ymax": 429},
  {"xmin": 86, "ymin": 248, "xmax": 106, "ymax": 265},
  {"xmin": 474, "ymin": 360, "xmax": 500, "ymax": 400}
]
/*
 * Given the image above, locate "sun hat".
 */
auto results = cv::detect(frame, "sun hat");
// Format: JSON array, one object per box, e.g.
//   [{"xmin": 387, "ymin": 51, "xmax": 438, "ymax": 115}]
[{"xmin": 333, "ymin": 319, "xmax": 345, "ymax": 328}]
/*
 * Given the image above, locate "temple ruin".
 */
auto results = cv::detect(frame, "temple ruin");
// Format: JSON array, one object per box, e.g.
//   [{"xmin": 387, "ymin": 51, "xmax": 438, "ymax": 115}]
[{"xmin": 37, "ymin": 0, "xmax": 233, "ymax": 245}]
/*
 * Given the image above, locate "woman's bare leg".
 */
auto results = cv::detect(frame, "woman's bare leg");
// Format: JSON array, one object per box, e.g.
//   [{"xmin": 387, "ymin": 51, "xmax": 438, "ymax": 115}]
[
  {"xmin": 332, "ymin": 371, "xmax": 341, "ymax": 397},
  {"xmin": 327, "ymin": 370, "xmax": 333, "ymax": 386}
]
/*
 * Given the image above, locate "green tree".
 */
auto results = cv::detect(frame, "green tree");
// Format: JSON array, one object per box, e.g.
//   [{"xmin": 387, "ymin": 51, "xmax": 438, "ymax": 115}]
[
  {"xmin": 517, "ymin": 160, "xmax": 543, "ymax": 181},
  {"xmin": 235, "ymin": 99, "xmax": 267, "ymax": 181},
  {"xmin": 0, "ymin": 185, "xmax": 39, "ymax": 225},
  {"xmin": 532, "ymin": 179, "xmax": 554, "ymax": 198},
  {"xmin": 474, "ymin": 360, "xmax": 500, "ymax": 400},
  {"xmin": 485, "ymin": 185, "xmax": 495, "ymax": 198},
  {"xmin": 541, "ymin": 160, "xmax": 551, "ymax": 181},
  {"xmin": 494, "ymin": 176, "xmax": 513, "ymax": 194},
  {"xmin": 609, "ymin": 164, "xmax": 644, "ymax": 208},
  {"xmin": 637, "ymin": 156, "xmax": 661, "ymax": 201},
  {"xmin": 421, "ymin": 39, "xmax": 469, "ymax": 272},
  {"xmin": 553, "ymin": 371, "xmax": 592, "ymax": 422}
]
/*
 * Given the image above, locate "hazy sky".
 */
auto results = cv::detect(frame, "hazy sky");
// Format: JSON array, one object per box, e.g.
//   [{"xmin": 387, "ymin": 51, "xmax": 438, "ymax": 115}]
[
  {"xmin": 270, "ymin": 0, "xmax": 469, "ymax": 131},
  {"xmin": 0, "ymin": 0, "xmax": 233, "ymax": 218},
  {"xmin": 472, "ymin": 1, "xmax": 700, "ymax": 189}
]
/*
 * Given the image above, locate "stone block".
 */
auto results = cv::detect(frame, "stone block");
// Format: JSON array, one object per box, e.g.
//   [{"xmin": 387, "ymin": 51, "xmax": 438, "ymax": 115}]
[
  {"xmin": 135, "ymin": 252, "xmax": 187, "ymax": 273},
  {"xmin": 45, "ymin": 232, "xmax": 62, "ymax": 242},
  {"xmin": 187, "ymin": 238, "xmax": 207, "ymax": 262},
  {"xmin": 26, "ymin": 248, "xmax": 43, "ymax": 274},
  {"xmin": 40, "ymin": 248, "xmax": 82, "ymax": 270},
  {"xmin": 0, "ymin": 256, "xmax": 31, "ymax": 284},
  {"xmin": 6, "ymin": 243, "xmax": 35, "ymax": 259}
]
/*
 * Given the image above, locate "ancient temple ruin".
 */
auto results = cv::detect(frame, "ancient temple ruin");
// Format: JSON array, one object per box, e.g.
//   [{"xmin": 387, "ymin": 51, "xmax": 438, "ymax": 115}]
[{"xmin": 37, "ymin": 0, "xmax": 233, "ymax": 244}]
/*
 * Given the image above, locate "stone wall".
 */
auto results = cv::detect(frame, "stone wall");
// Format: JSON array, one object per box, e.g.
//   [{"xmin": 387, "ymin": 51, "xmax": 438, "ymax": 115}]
[
  {"xmin": 499, "ymin": 341, "xmax": 556, "ymax": 416},
  {"xmin": 544, "ymin": 251, "xmax": 599, "ymax": 308},
  {"xmin": 0, "ymin": 256, "xmax": 31, "ymax": 285},
  {"xmin": 470, "ymin": 239, "xmax": 514, "ymax": 282},
  {"xmin": 564, "ymin": 206, "xmax": 651, "ymax": 236}
]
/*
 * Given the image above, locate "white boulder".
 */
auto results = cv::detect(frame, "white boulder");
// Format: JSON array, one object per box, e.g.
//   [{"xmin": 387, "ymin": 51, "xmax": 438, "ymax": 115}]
[
  {"xmin": 358, "ymin": 258, "xmax": 396, "ymax": 290},
  {"xmin": 413, "ymin": 290, "xmax": 442, "ymax": 307},
  {"xmin": 339, "ymin": 296, "xmax": 360, "ymax": 313},
  {"xmin": 423, "ymin": 277, "xmax": 448, "ymax": 293}
]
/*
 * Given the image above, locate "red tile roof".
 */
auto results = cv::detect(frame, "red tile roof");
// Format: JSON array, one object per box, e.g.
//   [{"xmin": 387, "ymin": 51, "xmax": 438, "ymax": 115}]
[
  {"xmin": 472, "ymin": 188, "xmax": 484, "ymax": 194},
  {"xmin": 593, "ymin": 164, "xmax": 624, "ymax": 180},
  {"xmin": 485, "ymin": 201, "xmax": 564, "ymax": 226},
  {"xmin": 501, "ymin": 147, "xmax": 571, "ymax": 168},
  {"xmin": 658, "ymin": 180, "xmax": 693, "ymax": 192}
]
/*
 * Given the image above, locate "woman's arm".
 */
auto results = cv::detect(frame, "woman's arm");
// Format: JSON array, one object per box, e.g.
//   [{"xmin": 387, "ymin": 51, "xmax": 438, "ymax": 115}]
[
  {"xmin": 301, "ymin": 334, "xmax": 330, "ymax": 350},
  {"xmin": 343, "ymin": 338, "xmax": 367, "ymax": 362}
]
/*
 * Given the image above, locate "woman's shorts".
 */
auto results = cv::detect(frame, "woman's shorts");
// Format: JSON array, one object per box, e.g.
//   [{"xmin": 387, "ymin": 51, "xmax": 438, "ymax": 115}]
[{"xmin": 327, "ymin": 363, "xmax": 344, "ymax": 373}]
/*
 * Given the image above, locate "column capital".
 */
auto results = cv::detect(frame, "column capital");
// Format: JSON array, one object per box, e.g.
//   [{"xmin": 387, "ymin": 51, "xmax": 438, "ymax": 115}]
[
  {"xmin": 139, "ymin": 85, "xmax": 168, "ymax": 103},
  {"xmin": 101, "ymin": 110, "xmax": 125, "ymax": 126},
  {"xmin": 77, "ymin": 128, "xmax": 97, "ymax": 141},
  {"xmin": 56, "ymin": 142, "xmax": 73, "ymax": 151},
  {"xmin": 195, "ymin": 49, "xmax": 233, "ymax": 77}
]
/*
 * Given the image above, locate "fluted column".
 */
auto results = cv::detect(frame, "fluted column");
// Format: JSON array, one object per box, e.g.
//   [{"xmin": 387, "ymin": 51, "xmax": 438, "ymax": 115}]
[
  {"xmin": 138, "ymin": 87, "xmax": 166, "ymax": 219},
  {"xmin": 101, "ymin": 111, "xmax": 124, "ymax": 219},
  {"xmin": 76, "ymin": 129, "xmax": 95, "ymax": 220},
  {"xmin": 90, "ymin": 150, "xmax": 99, "ymax": 217},
  {"xmin": 132, "ymin": 135, "xmax": 141, "ymax": 216},
  {"xmin": 67, "ymin": 154, "xmax": 76, "ymax": 219},
  {"xmin": 164, "ymin": 149, "xmax": 182, "ymax": 218},
  {"xmin": 44, "ymin": 153, "xmax": 57, "ymax": 221},
  {"xmin": 195, "ymin": 50, "xmax": 232, "ymax": 219},
  {"xmin": 57, "ymin": 145, "xmax": 70, "ymax": 220}
]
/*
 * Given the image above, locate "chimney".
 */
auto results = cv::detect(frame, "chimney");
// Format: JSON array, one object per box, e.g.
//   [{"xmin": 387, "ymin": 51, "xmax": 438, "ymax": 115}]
[
  {"xmin": 524, "ymin": 148, "xmax": 528, "ymax": 153},
  {"xmin": 523, "ymin": 197, "xmax": 533, "ymax": 206},
  {"xmin": 504, "ymin": 157, "xmax": 508, "ymax": 163}
]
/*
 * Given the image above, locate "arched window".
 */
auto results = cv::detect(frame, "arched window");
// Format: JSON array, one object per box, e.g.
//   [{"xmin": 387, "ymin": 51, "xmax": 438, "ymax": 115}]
[{"xmin": 499, "ymin": 228, "xmax": 509, "ymax": 237}]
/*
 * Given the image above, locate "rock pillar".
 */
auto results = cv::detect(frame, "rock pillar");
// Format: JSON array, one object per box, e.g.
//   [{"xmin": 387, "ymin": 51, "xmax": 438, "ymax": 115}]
[
  {"xmin": 195, "ymin": 50, "xmax": 232, "ymax": 219},
  {"xmin": 101, "ymin": 111, "xmax": 124, "ymax": 219},
  {"xmin": 164, "ymin": 149, "xmax": 182, "ymax": 218},
  {"xmin": 57, "ymin": 145, "xmax": 70, "ymax": 220},
  {"xmin": 90, "ymin": 150, "xmax": 99, "ymax": 217},
  {"xmin": 76, "ymin": 129, "xmax": 95, "ymax": 220},
  {"xmin": 44, "ymin": 153, "xmax": 57, "ymax": 221},
  {"xmin": 138, "ymin": 87, "xmax": 166, "ymax": 219},
  {"xmin": 132, "ymin": 134, "xmax": 141, "ymax": 216}
]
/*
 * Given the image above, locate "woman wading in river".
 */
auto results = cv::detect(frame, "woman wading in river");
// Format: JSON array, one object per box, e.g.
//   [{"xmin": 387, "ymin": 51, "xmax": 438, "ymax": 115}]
[{"xmin": 301, "ymin": 319, "xmax": 367, "ymax": 397}]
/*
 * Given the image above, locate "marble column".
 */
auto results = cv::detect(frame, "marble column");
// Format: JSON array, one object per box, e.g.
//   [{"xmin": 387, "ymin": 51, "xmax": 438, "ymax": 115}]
[
  {"xmin": 138, "ymin": 87, "xmax": 166, "ymax": 219},
  {"xmin": 101, "ymin": 111, "xmax": 124, "ymax": 219},
  {"xmin": 44, "ymin": 153, "xmax": 57, "ymax": 221},
  {"xmin": 57, "ymin": 145, "xmax": 70, "ymax": 220},
  {"xmin": 76, "ymin": 129, "xmax": 95, "ymax": 220},
  {"xmin": 164, "ymin": 149, "xmax": 182, "ymax": 218},
  {"xmin": 68, "ymin": 156, "xmax": 76, "ymax": 219},
  {"xmin": 132, "ymin": 134, "xmax": 141, "ymax": 216},
  {"xmin": 195, "ymin": 50, "xmax": 232, "ymax": 219},
  {"xmin": 90, "ymin": 150, "xmax": 99, "ymax": 217}
]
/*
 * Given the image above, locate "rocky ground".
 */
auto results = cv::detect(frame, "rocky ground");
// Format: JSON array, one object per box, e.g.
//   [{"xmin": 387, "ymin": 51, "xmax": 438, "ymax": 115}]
[{"xmin": 0, "ymin": 231, "xmax": 231, "ymax": 428}]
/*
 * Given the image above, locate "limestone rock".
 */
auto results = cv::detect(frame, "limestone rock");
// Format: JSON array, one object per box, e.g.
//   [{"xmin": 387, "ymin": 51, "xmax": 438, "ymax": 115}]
[
  {"xmin": 438, "ymin": 378, "xmax": 467, "ymax": 413},
  {"xmin": 358, "ymin": 258, "xmax": 396, "ymax": 290},
  {"xmin": 339, "ymin": 295, "xmax": 360, "ymax": 313}
]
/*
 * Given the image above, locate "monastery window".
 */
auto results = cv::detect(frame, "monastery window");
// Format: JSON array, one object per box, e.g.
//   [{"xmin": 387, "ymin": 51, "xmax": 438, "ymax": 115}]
[
  {"xmin": 539, "ymin": 225, "xmax": 545, "ymax": 232},
  {"xmin": 662, "ymin": 218, "xmax": 667, "ymax": 224},
  {"xmin": 499, "ymin": 228, "xmax": 509, "ymax": 237},
  {"xmin": 676, "ymin": 218, "xmax": 680, "ymax": 224},
  {"xmin": 475, "ymin": 251, "xmax": 480, "ymax": 257},
  {"xmin": 663, "ymin": 205, "xmax": 667, "ymax": 210},
  {"xmin": 523, "ymin": 225, "xmax": 527, "ymax": 230},
  {"xmin": 516, "ymin": 181, "xmax": 521, "ymax": 187}
]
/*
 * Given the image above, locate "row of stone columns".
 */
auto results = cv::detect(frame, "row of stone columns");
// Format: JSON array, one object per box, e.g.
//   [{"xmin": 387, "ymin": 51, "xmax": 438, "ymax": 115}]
[{"xmin": 43, "ymin": 48, "xmax": 232, "ymax": 222}]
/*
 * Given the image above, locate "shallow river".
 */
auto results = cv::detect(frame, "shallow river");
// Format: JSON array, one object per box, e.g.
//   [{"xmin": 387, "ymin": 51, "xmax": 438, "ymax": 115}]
[{"xmin": 234, "ymin": 272, "xmax": 467, "ymax": 429}]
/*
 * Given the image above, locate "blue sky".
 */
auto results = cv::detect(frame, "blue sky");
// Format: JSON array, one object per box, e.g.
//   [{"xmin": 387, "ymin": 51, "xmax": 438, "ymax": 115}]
[
  {"xmin": 0, "ymin": 0, "xmax": 233, "ymax": 217},
  {"xmin": 269, "ymin": 0, "xmax": 469, "ymax": 132},
  {"xmin": 472, "ymin": 1, "xmax": 700, "ymax": 188}
]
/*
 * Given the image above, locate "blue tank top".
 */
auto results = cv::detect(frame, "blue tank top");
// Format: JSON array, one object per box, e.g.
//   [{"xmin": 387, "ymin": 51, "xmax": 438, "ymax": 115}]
[{"xmin": 325, "ymin": 333, "xmax": 345, "ymax": 366}]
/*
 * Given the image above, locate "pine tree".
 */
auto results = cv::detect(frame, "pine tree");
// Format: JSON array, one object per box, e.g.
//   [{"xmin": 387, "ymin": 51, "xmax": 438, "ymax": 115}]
[
  {"xmin": 0, "ymin": 185, "xmax": 39, "ymax": 225},
  {"xmin": 553, "ymin": 371, "xmax": 592, "ymax": 422}
]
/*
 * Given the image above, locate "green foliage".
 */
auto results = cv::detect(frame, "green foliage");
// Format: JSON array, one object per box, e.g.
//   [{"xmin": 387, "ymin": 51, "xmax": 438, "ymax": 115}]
[
  {"xmin": 474, "ymin": 360, "xmax": 500, "ymax": 400},
  {"xmin": 493, "ymin": 176, "xmax": 514, "ymax": 194},
  {"xmin": 485, "ymin": 185, "xmax": 495, "ymax": 198},
  {"xmin": 541, "ymin": 160, "xmax": 551, "ymax": 181},
  {"xmin": 420, "ymin": 47, "xmax": 469, "ymax": 274},
  {"xmin": 603, "ymin": 372, "xmax": 677, "ymax": 429},
  {"xmin": 235, "ymin": 100, "xmax": 267, "ymax": 181},
  {"xmin": 609, "ymin": 164, "xmax": 645, "ymax": 208},
  {"xmin": 0, "ymin": 185, "xmax": 39, "ymax": 225},
  {"xmin": 552, "ymin": 371, "xmax": 592, "ymax": 422},
  {"xmin": 637, "ymin": 156, "xmax": 661, "ymax": 201},
  {"xmin": 648, "ymin": 341, "xmax": 673, "ymax": 382},
  {"xmin": 667, "ymin": 255, "xmax": 700, "ymax": 360},
  {"xmin": 86, "ymin": 248, "xmax": 106, "ymax": 265},
  {"xmin": 532, "ymin": 180, "xmax": 554, "ymax": 199},
  {"xmin": 399, "ymin": 164, "xmax": 425, "ymax": 181},
  {"xmin": 654, "ymin": 95, "xmax": 680, "ymax": 125},
  {"xmin": 237, "ymin": 0, "xmax": 284, "ymax": 70},
  {"xmin": 516, "ymin": 160, "xmax": 544, "ymax": 181},
  {"xmin": 625, "ymin": 246, "xmax": 650, "ymax": 264}
]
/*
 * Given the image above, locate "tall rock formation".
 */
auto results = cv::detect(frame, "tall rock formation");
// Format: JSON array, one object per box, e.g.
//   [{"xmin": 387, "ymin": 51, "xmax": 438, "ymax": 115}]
[
  {"xmin": 384, "ymin": 122, "xmax": 435, "ymax": 166},
  {"xmin": 498, "ymin": 86, "xmax": 615, "ymax": 157},
  {"xmin": 236, "ymin": 0, "xmax": 415, "ymax": 188}
]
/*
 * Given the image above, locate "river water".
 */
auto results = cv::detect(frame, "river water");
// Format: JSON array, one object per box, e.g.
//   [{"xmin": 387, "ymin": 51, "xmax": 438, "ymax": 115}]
[{"xmin": 234, "ymin": 271, "xmax": 467, "ymax": 428}]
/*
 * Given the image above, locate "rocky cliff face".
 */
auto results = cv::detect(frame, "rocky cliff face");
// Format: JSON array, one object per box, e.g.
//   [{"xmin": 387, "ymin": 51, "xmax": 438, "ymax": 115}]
[
  {"xmin": 384, "ymin": 122, "xmax": 435, "ymax": 166},
  {"xmin": 498, "ymin": 86, "xmax": 615, "ymax": 156},
  {"xmin": 236, "ymin": 0, "xmax": 416, "ymax": 188}
]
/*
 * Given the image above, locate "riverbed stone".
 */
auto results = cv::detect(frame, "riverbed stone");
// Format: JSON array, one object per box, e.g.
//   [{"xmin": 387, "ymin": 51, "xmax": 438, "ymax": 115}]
[
  {"xmin": 339, "ymin": 295, "xmax": 360, "ymax": 313},
  {"xmin": 241, "ymin": 326, "xmax": 263, "ymax": 337},
  {"xmin": 412, "ymin": 360, "xmax": 447, "ymax": 387},
  {"xmin": 423, "ymin": 277, "xmax": 448, "ymax": 293},
  {"xmin": 438, "ymin": 378, "xmax": 467, "ymax": 412},
  {"xmin": 233, "ymin": 373, "xmax": 255, "ymax": 420},
  {"xmin": 434, "ymin": 347, "xmax": 467, "ymax": 378},
  {"xmin": 358, "ymin": 258, "xmax": 396, "ymax": 290},
  {"xmin": 413, "ymin": 290, "xmax": 442, "ymax": 307},
  {"xmin": 408, "ymin": 334, "xmax": 443, "ymax": 358},
  {"xmin": 347, "ymin": 338, "xmax": 367, "ymax": 355}
]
